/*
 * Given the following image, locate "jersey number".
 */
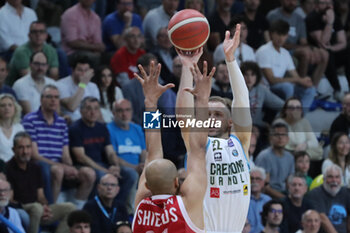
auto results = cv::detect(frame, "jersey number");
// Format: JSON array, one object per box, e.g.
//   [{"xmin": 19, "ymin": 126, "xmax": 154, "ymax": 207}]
[{"xmin": 212, "ymin": 139, "xmax": 223, "ymax": 151}]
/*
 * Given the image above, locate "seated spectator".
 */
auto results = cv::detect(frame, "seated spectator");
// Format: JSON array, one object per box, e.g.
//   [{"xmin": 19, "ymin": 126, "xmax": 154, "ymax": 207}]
[
  {"xmin": 295, "ymin": 209, "xmax": 321, "ymax": 233},
  {"xmin": 213, "ymin": 16, "xmax": 256, "ymax": 66},
  {"xmin": 282, "ymin": 174, "xmax": 314, "ymax": 233},
  {"xmin": 241, "ymin": 61, "xmax": 284, "ymax": 128},
  {"xmin": 295, "ymin": 0, "xmax": 316, "ymax": 19},
  {"xmin": 241, "ymin": 0, "xmax": 270, "ymax": 50},
  {"xmin": 57, "ymin": 56, "xmax": 100, "ymax": 122},
  {"xmin": 329, "ymin": 92, "xmax": 350, "ymax": 140},
  {"xmin": 267, "ymin": 0, "xmax": 328, "ymax": 87},
  {"xmin": 322, "ymin": 132, "xmax": 350, "ymax": 186},
  {"xmin": 68, "ymin": 210, "xmax": 92, "ymax": 233},
  {"xmin": 274, "ymin": 97, "xmax": 323, "ymax": 160},
  {"xmin": 306, "ymin": 164, "xmax": 350, "ymax": 233},
  {"xmin": 0, "ymin": 58, "xmax": 17, "ymax": 98},
  {"xmin": 102, "ymin": 0, "xmax": 143, "ymax": 52},
  {"xmin": 261, "ymin": 200, "xmax": 284, "ymax": 233},
  {"xmin": 110, "ymin": 27, "xmax": 145, "ymax": 83},
  {"xmin": 152, "ymin": 27, "xmax": 176, "ymax": 82},
  {"xmin": 6, "ymin": 132, "xmax": 76, "ymax": 233},
  {"xmin": 93, "ymin": 66, "xmax": 124, "ymax": 123},
  {"xmin": 242, "ymin": 219, "xmax": 251, "ymax": 233},
  {"xmin": 306, "ymin": 0, "xmax": 349, "ymax": 101},
  {"xmin": 142, "ymin": 0, "xmax": 179, "ymax": 50},
  {"xmin": 116, "ymin": 221, "xmax": 132, "ymax": 233},
  {"xmin": 207, "ymin": 0, "xmax": 234, "ymax": 51},
  {"xmin": 0, "ymin": 0, "xmax": 37, "ymax": 61},
  {"xmin": 69, "ymin": 97, "xmax": 137, "ymax": 204},
  {"xmin": 255, "ymin": 122, "xmax": 295, "ymax": 199},
  {"xmin": 185, "ymin": 0, "xmax": 204, "ymax": 13},
  {"xmin": 0, "ymin": 179, "xmax": 25, "ymax": 233},
  {"xmin": 83, "ymin": 174, "xmax": 128, "ymax": 233},
  {"xmin": 247, "ymin": 166, "xmax": 271, "ymax": 233},
  {"xmin": 210, "ymin": 61, "xmax": 232, "ymax": 99},
  {"xmin": 0, "ymin": 94, "xmax": 24, "ymax": 162},
  {"xmin": 256, "ymin": 20, "xmax": 316, "ymax": 109},
  {"xmin": 8, "ymin": 21, "xmax": 59, "ymax": 86},
  {"xmin": 294, "ymin": 151, "xmax": 313, "ymax": 188},
  {"xmin": 60, "ymin": 0, "xmax": 105, "ymax": 67},
  {"xmin": 22, "ymin": 85, "xmax": 96, "ymax": 205},
  {"xmin": 12, "ymin": 51, "xmax": 56, "ymax": 115}
]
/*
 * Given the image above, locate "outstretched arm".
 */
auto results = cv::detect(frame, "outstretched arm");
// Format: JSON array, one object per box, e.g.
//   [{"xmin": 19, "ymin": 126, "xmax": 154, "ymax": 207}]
[
  {"xmin": 181, "ymin": 62, "xmax": 216, "ymax": 228},
  {"xmin": 223, "ymin": 25, "xmax": 252, "ymax": 156},
  {"xmin": 175, "ymin": 48, "xmax": 203, "ymax": 150},
  {"xmin": 134, "ymin": 62, "xmax": 175, "ymax": 207}
]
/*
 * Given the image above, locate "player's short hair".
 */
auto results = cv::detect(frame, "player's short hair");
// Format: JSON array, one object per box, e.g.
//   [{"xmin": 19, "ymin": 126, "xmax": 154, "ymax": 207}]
[
  {"xmin": 67, "ymin": 210, "xmax": 92, "ymax": 227},
  {"xmin": 208, "ymin": 96, "xmax": 231, "ymax": 111},
  {"xmin": 269, "ymin": 19, "xmax": 290, "ymax": 35}
]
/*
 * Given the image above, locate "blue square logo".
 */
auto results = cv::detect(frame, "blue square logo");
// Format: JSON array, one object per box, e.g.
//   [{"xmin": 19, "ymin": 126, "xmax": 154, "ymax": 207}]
[{"xmin": 143, "ymin": 110, "xmax": 162, "ymax": 129}]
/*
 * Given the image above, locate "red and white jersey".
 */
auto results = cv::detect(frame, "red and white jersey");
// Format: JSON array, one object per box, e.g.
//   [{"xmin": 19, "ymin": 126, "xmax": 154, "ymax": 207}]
[
  {"xmin": 204, "ymin": 135, "xmax": 251, "ymax": 233},
  {"xmin": 133, "ymin": 195, "xmax": 204, "ymax": 233}
]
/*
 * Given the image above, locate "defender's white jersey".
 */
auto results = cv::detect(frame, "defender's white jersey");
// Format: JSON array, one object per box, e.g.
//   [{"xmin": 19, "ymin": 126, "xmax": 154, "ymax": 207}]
[{"xmin": 204, "ymin": 134, "xmax": 251, "ymax": 233}]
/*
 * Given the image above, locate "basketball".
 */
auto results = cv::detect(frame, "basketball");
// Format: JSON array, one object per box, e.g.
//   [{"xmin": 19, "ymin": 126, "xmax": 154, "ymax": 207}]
[{"xmin": 168, "ymin": 9, "xmax": 210, "ymax": 51}]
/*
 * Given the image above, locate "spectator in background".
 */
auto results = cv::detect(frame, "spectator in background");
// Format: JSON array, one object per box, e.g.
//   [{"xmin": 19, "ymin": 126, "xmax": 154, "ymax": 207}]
[
  {"xmin": 143, "ymin": 0, "xmax": 179, "ymax": 51},
  {"xmin": 6, "ymin": 132, "xmax": 76, "ymax": 233},
  {"xmin": 152, "ymin": 27, "xmax": 176, "ymax": 82},
  {"xmin": 83, "ymin": 174, "xmax": 128, "ymax": 233},
  {"xmin": 306, "ymin": 164, "xmax": 350, "ymax": 233},
  {"xmin": 185, "ymin": 0, "xmax": 204, "ymax": 13},
  {"xmin": 241, "ymin": 0, "xmax": 269, "ymax": 50},
  {"xmin": 256, "ymin": 20, "xmax": 316, "ymax": 109},
  {"xmin": 329, "ymin": 92, "xmax": 350, "ymax": 140},
  {"xmin": 0, "ymin": 179, "xmax": 25, "ymax": 233},
  {"xmin": 110, "ymin": 27, "xmax": 145, "ymax": 84},
  {"xmin": 306, "ymin": 0, "xmax": 349, "ymax": 101},
  {"xmin": 60, "ymin": 0, "xmax": 105, "ymax": 67},
  {"xmin": 12, "ymin": 51, "xmax": 56, "ymax": 115},
  {"xmin": 282, "ymin": 174, "xmax": 314, "ymax": 233},
  {"xmin": 210, "ymin": 61, "xmax": 232, "ymax": 99},
  {"xmin": 213, "ymin": 16, "xmax": 256, "ymax": 66},
  {"xmin": 69, "ymin": 97, "xmax": 137, "ymax": 204},
  {"xmin": 8, "ymin": 21, "xmax": 59, "ymax": 86},
  {"xmin": 295, "ymin": 151, "xmax": 313, "ymax": 188},
  {"xmin": 274, "ymin": 98, "xmax": 323, "ymax": 161},
  {"xmin": 207, "ymin": 0, "xmax": 234, "ymax": 51},
  {"xmin": 295, "ymin": 0, "xmax": 315, "ymax": 19},
  {"xmin": 57, "ymin": 56, "xmax": 100, "ymax": 122},
  {"xmin": 322, "ymin": 132, "xmax": 350, "ymax": 186},
  {"xmin": 255, "ymin": 122, "xmax": 295, "ymax": 199},
  {"xmin": 116, "ymin": 221, "xmax": 132, "ymax": 233},
  {"xmin": 0, "ymin": 94, "xmax": 24, "ymax": 162},
  {"xmin": 68, "ymin": 210, "xmax": 92, "ymax": 233},
  {"xmin": 0, "ymin": 0, "xmax": 37, "ymax": 61},
  {"xmin": 261, "ymin": 200, "xmax": 284, "ymax": 233},
  {"xmin": 295, "ymin": 210, "xmax": 321, "ymax": 233},
  {"xmin": 93, "ymin": 66, "xmax": 124, "ymax": 123},
  {"xmin": 247, "ymin": 166, "xmax": 271, "ymax": 233},
  {"xmin": 0, "ymin": 58, "xmax": 16, "ymax": 98},
  {"xmin": 102, "ymin": 0, "xmax": 143, "ymax": 53},
  {"xmin": 22, "ymin": 85, "xmax": 96, "ymax": 206},
  {"xmin": 241, "ymin": 61, "xmax": 284, "ymax": 128},
  {"xmin": 267, "ymin": 0, "xmax": 328, "ymax": 87}
]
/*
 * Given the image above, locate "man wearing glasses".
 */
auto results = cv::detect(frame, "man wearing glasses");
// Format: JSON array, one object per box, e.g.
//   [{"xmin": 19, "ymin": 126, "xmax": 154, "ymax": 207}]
[
  {"xmin": 12, "ymin": 51, "xmax": 56, "ymax": 115},
  {"xmin": 261, "ymin": 200, "xmax": 284, "ymax": 233},
  {"xmin": 256, "ymin": 123, "xmax": 295, "ymax": 199},
  {"xmin": 8, "ymin": 21, "xmax": 59, "ymax": 85},
  {"xmin": 83, "ymin": 174, "xmax": 128, "ymax": 233}
]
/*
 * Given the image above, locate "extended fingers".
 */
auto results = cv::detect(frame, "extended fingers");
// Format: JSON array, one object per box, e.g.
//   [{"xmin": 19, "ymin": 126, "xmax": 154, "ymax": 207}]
[
  {"xmin": 208, "ymin": 67, "xmax": 216, "ymax": 79},
  {"xmin": 134, "ymin": 73, "xmax": 144, "ymax": 85},
  {"xmin": 138, "ymin": 64, "xmax": 148, "ymax": 80}
]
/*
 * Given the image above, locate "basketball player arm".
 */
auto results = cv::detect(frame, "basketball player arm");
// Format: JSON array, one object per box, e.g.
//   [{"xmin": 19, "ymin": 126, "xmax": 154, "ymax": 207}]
[
  {"xmin": 133, "ymin": 62, "xmax": 175, "ymax": 207},
  {"xmin": 223, "ymin": 27, "xmax": 252, "ymax": 155},
  {"xmin": 175, "ymin": 48, "xmax": 203, "ymax": 151},
  {"xmin": 181, "ymin": 62, "xmax": 215, "ymax": 224}
]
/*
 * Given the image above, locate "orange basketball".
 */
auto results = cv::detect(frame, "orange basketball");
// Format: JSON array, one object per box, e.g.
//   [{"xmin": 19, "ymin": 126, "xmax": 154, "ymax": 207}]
[{"xmin": 168, "ymin": 9, "xmax": 210, "ymax": 51}]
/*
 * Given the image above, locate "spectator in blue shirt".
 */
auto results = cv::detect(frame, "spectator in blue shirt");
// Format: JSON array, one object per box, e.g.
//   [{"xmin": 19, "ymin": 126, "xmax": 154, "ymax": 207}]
[{"xmin": 0, "ymin": 58, "xmax": 17, "ymax": 98}]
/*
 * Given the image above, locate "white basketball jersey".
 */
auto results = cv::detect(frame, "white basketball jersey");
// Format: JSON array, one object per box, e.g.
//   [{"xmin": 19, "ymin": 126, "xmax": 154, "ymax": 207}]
[{"xmin": 204, "ymin": 134, "xmax": 251, "ymax": 233}]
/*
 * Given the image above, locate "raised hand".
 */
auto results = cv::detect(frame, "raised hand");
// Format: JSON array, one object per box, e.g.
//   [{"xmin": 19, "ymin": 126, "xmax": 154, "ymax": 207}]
[
  {"xmin": 134, "ymin": 61, "xmax": 175, "ymax": 105},
  {"xmin": 176, "ymin": 47, "xmax": 203, "ymax": 67},
  {"xmin": 184, "ymin": 61, "xmax": 216, "ymax": 100},
  {"xmin": 222, "ymin": 24, "xmax": 241, "ymax": 62}
]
